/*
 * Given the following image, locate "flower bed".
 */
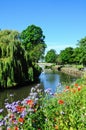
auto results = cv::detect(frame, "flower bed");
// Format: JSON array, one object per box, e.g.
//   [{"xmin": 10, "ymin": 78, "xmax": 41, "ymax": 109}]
[{"xmin": 0, "ymin": 79, "xmax": 86, "ymax": 130}]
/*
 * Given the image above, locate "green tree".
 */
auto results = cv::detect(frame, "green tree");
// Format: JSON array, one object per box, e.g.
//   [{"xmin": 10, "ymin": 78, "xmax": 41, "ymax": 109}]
[
  {"xmin": 45, "ymin": 49, "xmax": 57, "ymax": 63},
  {"xmin": 21, "ymin": 25, "xmax": 46, "ymax": 62},
  {"xmin": 56, "ymin": 54, "xmax": 62, "ymax": 65},
  {"xmin": 0, "ymin": 30, "xmax": 41, "ymax": 88},
  {"xmin": 58, "ymin": 47, "xmax": 73, "ymax": 64},
  {"xmin": 77, "ymin": 37, "xmax": 86, "ymax": 65},
  {"xmin": 72, "ymin": 47, "xmax": 82, "ymax": 64},
  {"xmin": 0, "ymin": 30, "xmax": 28, "ymax": 88}
]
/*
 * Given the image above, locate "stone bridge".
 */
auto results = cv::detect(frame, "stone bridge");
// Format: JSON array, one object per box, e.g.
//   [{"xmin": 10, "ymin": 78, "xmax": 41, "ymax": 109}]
[
  {"xmin": 37, "ymin": 63, "xmax": 63, "ymax": 71},
  {"xmin": 37, "ymin": 62, "xmax": 53, "ymax": 71}
]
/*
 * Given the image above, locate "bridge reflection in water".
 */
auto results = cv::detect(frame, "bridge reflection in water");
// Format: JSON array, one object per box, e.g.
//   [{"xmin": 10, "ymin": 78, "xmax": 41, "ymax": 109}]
[{"xmin": 38, "ymin": 63, "xmax": 77, "ymax": 93}]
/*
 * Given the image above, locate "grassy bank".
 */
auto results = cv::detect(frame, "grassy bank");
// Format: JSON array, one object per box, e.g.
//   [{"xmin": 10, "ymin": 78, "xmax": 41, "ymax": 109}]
[{"xmin": 0, "ymin": 76, "xmax": 86, "ymax": 130}]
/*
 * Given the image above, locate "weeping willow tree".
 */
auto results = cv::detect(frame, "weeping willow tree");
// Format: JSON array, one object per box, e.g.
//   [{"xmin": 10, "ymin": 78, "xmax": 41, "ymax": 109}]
[{"xmin": 0, "ymin": 30, "xmax": 41, "ymax": 88}]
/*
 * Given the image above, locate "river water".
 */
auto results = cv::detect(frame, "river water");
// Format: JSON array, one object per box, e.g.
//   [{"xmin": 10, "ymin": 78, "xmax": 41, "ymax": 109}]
[
  {"xmin": 39, "ymin": 71, "xmax": 77, "ymax": 93},
  {"xmin": 0, "ymin": 71, "xmax": 78, "ymax": 115}
]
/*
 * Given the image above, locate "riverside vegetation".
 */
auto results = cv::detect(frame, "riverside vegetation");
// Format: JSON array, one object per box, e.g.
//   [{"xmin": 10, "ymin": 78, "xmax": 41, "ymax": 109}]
[
  {"xmin": 0, "ymin": 75, "xmax": 86, "ymax": 129},
  {"xmin": 0, "ymin": 25, "xmax": 46, "ymax": 88}
]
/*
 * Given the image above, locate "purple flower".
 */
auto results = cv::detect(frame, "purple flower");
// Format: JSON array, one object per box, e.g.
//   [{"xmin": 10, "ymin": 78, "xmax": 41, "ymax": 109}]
[
  {"xmin": 20, "ymin": 111, "xmax": 27, "ymax": 118},
  {"xmin": 0, "ymin": 109, "xmax": 3, "ymax": 113},
  {"xmin": 0, "ymin": 120, "xmax": 3, "ymax": 126}
]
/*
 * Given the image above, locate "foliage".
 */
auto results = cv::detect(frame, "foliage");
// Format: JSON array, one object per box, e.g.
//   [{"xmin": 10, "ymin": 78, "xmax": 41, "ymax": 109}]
[
  {"xmin": 77, "ymin": 37, "xmax": 86, "ymax": 65},
  {"xmin": 0, "ymin": 30, "xmax": 26, "ymax": 88},
  {"xmin": 58, "ymin": 47, "xmax": 74, "ymax": 64},
  {"xmin": 28, "ymin": 67, "xmax": 34, "ymax": 81},
  {"xmin": 0, "ymin": 29, "xmax": 42, "ymax": 88},
  {"xmin": 21, "ymin": 24, "xmax": 46, "ymax": 62},
  {"xmin": 56, "ymin": 36, "xmax": 86, "ymax": 65},
  {"xmin": 45, "ymin": 49, "xmax": 57, "ymax": 63},
  {"xmin": 0, "ymin": 78, "xmax": 86, "ymax": 129},
  {"xmin": 72, "ymin": 47, "xmax": 82, "ymax": 64},
  {"xmin": 77, "ymin": 36, "xmax": 86, "ymax": 48}
]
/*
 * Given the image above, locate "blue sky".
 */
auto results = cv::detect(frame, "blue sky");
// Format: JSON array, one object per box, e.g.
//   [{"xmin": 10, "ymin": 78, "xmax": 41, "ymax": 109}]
[{"xmin": 0, "ymin": 0, "xmax": 86, "ymax": 54}]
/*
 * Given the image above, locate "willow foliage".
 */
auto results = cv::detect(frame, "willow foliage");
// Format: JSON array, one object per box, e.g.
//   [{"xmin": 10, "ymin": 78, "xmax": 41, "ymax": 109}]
[
  {"xmin": 0, "ymin": 30, "xmax": 41, "ymax": 88},
  {"xmin": 0, "ymin": 30, "xmax": 24, "ymax": 88}
]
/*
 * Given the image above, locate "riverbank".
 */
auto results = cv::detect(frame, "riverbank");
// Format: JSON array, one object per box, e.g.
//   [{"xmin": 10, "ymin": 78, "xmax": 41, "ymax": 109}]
[
  {"xmin": 52, "ymin": 65, "xmax": 84, "ymax": 77},
  {"xmin": 61, "ymin": 67, "xmax": 84, "ymax": 77},
  {"xmin": 38, "ymin": 63, "xmax": 84, "ymax": 77}
]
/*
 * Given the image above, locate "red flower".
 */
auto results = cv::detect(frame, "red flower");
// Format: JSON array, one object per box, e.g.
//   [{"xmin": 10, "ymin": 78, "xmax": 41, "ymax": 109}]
[
  {"xmin": 16, "ymin": 106, "xmax": 25, "ymax": 113},
  {"xmin": 74, "ymin": 83, "xmax": 78, "ymax": 87},
  {"xmin": 14, "ymin": 126, "xmax": 19, "ymax": 130},
  {"xmin": 58, "ymin": 100, "xmax": 64, "ymax": 104},
  {"xmin": 66, "ymin": 86, "xmax": 70, "ymax": 89},
  {"xmin": 64, "ymin": 86, "xmax": 70, "ymax": 92},
  {"xmin": 18, "ymin": 117, "xmax": 24, "ymax": 123},
  {"xmin": 78, "ymin": 86, "xmax": 81, "ymax": 91},
  {"xmin": 26, "ymin": 99, "xmax": 34, "ymax": 107}
]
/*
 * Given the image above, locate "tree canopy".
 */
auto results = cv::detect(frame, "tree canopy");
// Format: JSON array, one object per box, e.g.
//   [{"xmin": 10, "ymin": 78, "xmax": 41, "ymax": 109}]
[
  {"xmin": 21, "ymin": 25, "xmax": 46, "ymax": 62},
  {"xmin": 58, "ymin": 47, "xmax": 74, "ymax": 64},
  {"xmin": 45, "ymin": 49, "xmax": 57, "ymax": 63},
  {"xmin": 0, "ymin": 30, "xmax": 26, "ymax": 88},
  {"xmin": 77, "ymin": 37, "xmax": 86, "ymax": 65},
  {"xmin": 0, "ymin": 25, "xmax": 45, "ymax": 88}
]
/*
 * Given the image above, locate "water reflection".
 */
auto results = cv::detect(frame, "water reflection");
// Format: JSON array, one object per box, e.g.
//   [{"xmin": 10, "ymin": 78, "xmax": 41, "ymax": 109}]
[
  {"xmin": 58, "ymin": 71, "xmax": 76, "ymax": 85},
  {"xmin": 39, "ymin": 72, "xmax": 60, "ymax": 93},
  {"xmin": 39, "ymin": 71, "xmax": 77, "ymax": 93}
]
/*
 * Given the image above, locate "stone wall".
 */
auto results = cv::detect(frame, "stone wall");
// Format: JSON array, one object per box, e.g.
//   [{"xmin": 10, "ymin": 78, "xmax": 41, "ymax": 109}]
[{"xmin": 61, "ymin": 67, "xmax": 84, "ymax": 77}]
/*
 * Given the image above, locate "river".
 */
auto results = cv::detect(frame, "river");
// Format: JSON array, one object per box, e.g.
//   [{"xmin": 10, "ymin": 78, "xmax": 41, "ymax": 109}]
[{"xmin": 0, "ymin": 71, "xmax": 78, "ymax": 115}]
